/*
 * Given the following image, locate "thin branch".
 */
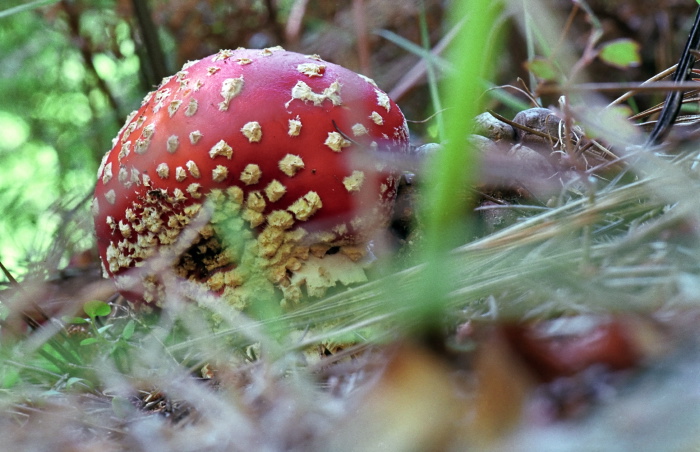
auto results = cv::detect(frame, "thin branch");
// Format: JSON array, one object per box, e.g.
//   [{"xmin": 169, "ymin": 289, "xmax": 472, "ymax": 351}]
[{"xmin": 607, "ymin": 65, "xmax": 678, "ymax": 107}]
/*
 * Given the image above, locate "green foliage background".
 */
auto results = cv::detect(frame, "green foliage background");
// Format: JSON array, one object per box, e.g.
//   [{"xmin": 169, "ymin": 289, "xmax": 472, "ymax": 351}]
[{"xmin": 0, "ymin": 1, "xmax": 144, "ymax": 277}]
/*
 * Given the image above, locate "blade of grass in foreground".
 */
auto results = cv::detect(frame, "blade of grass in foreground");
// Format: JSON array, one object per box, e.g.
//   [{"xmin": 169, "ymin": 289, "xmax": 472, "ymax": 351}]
[{"xmin": 406, "ymin": 0, "xmax": 505, "ymax": 327}]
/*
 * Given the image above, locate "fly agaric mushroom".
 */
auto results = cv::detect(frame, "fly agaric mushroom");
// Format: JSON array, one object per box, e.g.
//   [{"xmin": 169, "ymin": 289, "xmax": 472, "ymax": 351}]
[{"xmin": 93, "ymin": 47, "xmax": 409, "ymax": 309}]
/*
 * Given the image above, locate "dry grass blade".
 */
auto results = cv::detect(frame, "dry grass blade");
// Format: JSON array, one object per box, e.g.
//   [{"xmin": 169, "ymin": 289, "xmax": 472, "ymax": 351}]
[
  {"xmin": 0, "ymin": 259, "xmax": 18, "ymax": 289},
  {"xmin": 245, "ymin": 164, "xmax": 700, "ymax": 343}
]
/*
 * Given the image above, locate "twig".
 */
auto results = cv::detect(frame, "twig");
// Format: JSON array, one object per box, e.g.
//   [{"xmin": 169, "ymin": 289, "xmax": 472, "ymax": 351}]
[
  {"xmin": 487, "ymin": 110, "xmax": 554, "ymax": 140},
  {"xmin": 608, "ymin": 65, "xmax": 678, "ymax": 107}
]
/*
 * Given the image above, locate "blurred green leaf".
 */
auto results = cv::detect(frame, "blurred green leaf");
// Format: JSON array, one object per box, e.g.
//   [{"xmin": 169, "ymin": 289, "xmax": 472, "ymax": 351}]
[
  {"xmin": 97, "ymin": 324, "xmax": 114, "ymax": 335},
  {"xmin": 524, "ymin": 56, "xmax": 559, "ymax": 81},
  {"xmin": 83, "ymin": 300, "xmax": 111, "ymax": 319},
  {"xmin": 121, "ymin": 319, "xmax": 136, "ymax": 340},
  {"xmin": 79, "ymin": 337, "xmax": 99, "ymax": 346},
  {"xmin": 598, "ymin": 38, "xmax": 641, "ymax": 69},
  {"xmin": 1, "ymin": 367, "xmax": 20, "ymax": 389}
]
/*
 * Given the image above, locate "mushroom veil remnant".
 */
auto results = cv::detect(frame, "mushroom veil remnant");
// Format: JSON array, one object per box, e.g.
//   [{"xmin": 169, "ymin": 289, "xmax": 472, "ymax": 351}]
[{"xmin": 93, "ymin": 47, "xmax": 410, "ymax": 309}]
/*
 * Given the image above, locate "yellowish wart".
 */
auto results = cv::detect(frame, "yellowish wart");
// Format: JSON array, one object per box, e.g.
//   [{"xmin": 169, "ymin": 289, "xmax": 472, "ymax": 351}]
[
  {"xmin": 278, "ymin": 154, "xmax": 304, "ymax": 177},
  {"xmin": 324, "ymin": 131, "xmax": 351, "ymax": 152},
  {"xmin": 241, "ymin": 121, "xmax": 262, "ymax": 142}
]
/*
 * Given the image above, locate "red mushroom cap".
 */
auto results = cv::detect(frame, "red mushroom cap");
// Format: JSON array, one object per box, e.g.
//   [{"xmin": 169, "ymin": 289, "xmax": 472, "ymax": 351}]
[{"xmin": 93, "ymin": 47, "xmax": 409, "ymax": 308}]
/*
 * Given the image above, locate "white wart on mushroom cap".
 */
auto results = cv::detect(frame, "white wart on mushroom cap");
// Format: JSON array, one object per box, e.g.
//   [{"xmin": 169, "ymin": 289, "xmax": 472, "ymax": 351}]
[{"xmin": 93, "ymin": 47, "xmax": 410, "ymax": 307}]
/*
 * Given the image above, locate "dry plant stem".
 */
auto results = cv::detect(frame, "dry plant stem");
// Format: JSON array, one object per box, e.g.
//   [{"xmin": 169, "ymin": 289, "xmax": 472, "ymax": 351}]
[
  {"xmin": 541, "ymin": 81, "xmax": 700, "ymax": 95},
  {"xmin": 516, "ymin": 78, "xmax": 541, "ymax": 106},
  {"xmin": 279, "ymin": 178, "xmax": 672, "ymax": 343},
  {"xmin": 352, "ymin": 0, "xmax": 371, "ymax": 76},
  {"xmin": 474, "ymin": 203, "xmax": 548, "ymax": 212},
  {"xmin": 630, "ymin": 88, "xmax": 700, "ymax": 122},
  {"xmin": 405, "ymin": 108, "xmax": 452, "ymax": 125},
  {"xmin": 0, "ymin": 259, "xmax": 18, "ymax": 285},
  {"xmin": 291, "ymin": 313, "xmax": 395, "ymax": 351},
  {"xmin": 586, "ymin": 139, "xmax": 618, "ymax": 161},
  {"xmin": 608, "ymin": 65, "xmax": 678, "ymax": 108},
  {"xmin": 522, "ymin": 2, "xmax": 537, "ymax": 96},
  {"xmin": 483, "ymin": 80, "xmax": 539, "ymax": 108},
  {"xmin": 552, "ymin": 2, "xmax": 580, "ymax": 60},
  {"xmin": 331, "ymin": 176, "xmax": 666, "ymax": 327},
  {"xmin": 561, "ymin": 94, "xmax": 573, "ymax": 155},
  {"xmin": 0, "ymin": 260, "xmax": 58, "ymax": 332},
  {"xmin": 561, "ymin": 2, "xmax": 603, "ymax": 84},
  {"xmin": 487, "ymin": 110, "xmax": 552, "ymax": 140},
  {"xmin": 629, "ymin": 73, "xmax": 700, "ymax": 120},
  {"xmin": 284, "ymin": 0, "xmax": 309, "ymax": 44}
]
